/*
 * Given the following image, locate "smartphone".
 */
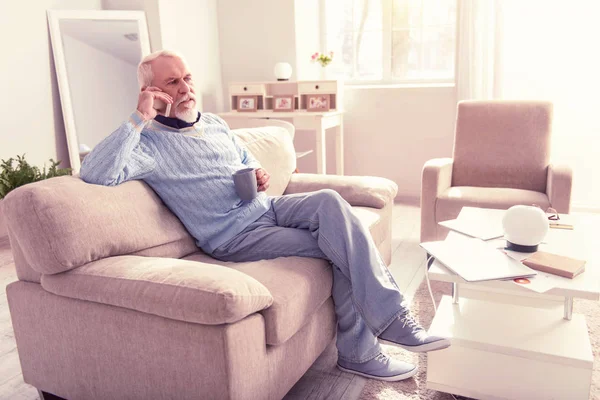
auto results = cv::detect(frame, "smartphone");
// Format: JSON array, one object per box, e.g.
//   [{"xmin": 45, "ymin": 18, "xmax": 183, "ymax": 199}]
[{"xmin": 153, "ymin": 98, "xmax": 171, "ymax": 117}]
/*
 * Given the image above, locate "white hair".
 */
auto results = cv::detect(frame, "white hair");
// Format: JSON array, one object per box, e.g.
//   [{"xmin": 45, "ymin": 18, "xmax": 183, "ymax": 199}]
[{"xmin": 136, "ymin": 50, "xmax": 187, "ymax": 89}]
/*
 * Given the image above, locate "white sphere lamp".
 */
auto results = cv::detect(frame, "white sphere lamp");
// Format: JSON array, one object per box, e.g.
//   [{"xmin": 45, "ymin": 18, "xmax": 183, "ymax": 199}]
[
  {"xmin": 274, "ymin": 62, "xmax": 293, "ymax": 81},
  {"xmin": 502, "ymin": 205, "xmax": 549, "ymax": 252}
]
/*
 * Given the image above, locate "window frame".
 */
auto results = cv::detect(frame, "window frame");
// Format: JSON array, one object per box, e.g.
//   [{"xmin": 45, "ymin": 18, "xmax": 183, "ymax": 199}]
[{"xmin": 319, "ymin": 0, "xmax": 459, "ymax": 86}]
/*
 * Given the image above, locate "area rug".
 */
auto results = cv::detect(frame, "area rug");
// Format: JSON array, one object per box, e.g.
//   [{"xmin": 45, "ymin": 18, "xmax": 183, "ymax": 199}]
[{"xmin": 360, "ymin": 281, "xmax": 600, "ymax": 400}]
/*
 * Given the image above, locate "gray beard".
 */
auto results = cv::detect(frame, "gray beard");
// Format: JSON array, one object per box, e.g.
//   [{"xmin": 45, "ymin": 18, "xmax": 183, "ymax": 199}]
[{"xmin": 175, "ymin": 107, "xmax": 199, "ymax": 123}]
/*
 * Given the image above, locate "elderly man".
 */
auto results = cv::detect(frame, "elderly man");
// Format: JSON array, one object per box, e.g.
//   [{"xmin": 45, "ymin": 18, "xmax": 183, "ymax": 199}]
[{"xmin": 80, "ymin": 50, "xmax": 449, "ymax": 382}]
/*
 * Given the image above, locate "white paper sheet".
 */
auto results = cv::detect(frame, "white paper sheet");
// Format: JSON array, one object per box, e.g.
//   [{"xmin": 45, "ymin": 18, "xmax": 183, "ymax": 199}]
[{"xmin": 438, "ymin": 207, "xmax": 506, "ymax": 240}]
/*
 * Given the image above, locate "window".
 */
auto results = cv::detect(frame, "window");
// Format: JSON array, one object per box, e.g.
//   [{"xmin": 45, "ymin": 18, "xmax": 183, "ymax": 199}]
[{"xmin": 322, "ymin": 0, "xmax": 457, "ymax": 84}]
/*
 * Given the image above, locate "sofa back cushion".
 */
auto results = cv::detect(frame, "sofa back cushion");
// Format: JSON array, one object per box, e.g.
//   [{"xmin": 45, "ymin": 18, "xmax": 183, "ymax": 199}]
[
  {"xmin": 3, "ymin": 176, "xmax": 198, "ymax": 275},
  {"xmin": 232, "ymin": 126, "xmax": 296, "ymax": 197}
]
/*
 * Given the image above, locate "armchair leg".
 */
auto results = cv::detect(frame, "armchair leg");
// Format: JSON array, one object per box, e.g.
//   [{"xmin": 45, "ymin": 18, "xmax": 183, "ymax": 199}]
[{"xmin": 37, "ymin": 389, "xmax": 67, "ymax": 400}]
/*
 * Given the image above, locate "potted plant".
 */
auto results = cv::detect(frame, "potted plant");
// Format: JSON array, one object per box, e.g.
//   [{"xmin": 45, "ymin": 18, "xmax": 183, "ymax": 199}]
[{"xmin": 0, "ymin": 155, "xmax": 72, "ymax": 238}]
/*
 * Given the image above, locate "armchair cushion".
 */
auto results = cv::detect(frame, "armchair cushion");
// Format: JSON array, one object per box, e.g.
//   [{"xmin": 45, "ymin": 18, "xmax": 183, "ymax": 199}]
[
  {"xmin": 284, "ymin": 174, "xmax": 398, "ymax": 209},
  {"xmin": 436, "ymin": 186, "xmax": 550, "ymax": 222},
  {"xmin": 41, "ymin": 255, "xmax": 274, "ymax": 325}
]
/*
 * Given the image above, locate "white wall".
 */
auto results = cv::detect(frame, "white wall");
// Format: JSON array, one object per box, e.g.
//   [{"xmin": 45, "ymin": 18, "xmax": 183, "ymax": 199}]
[
  {"xmin": 293, "ymin": 86, "xmax": 457, "ymax": 201},
  {"xmin": 62, "ymin": 34, "xmax": 138, "ymax": 149},
  {"xmin": 158, "ymin": 0, "xmax": 223, "ymax": 112},
  {"xmin": 102, "ymin": 0, "xmax": 163, "ymax": 51},
  {"xmin": 0, "ymin": 0, "xmax": 102, "ymax": 169},
  {"xmin": 217, "ymin": 0, "xmax": 297, "ymax": 85},
  {"xmin": 341, "ymin": 86, "xmax": 456, "ymax": 200}
]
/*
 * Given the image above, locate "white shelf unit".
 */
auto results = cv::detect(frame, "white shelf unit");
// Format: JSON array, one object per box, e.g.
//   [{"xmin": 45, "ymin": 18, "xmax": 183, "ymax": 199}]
[{"xmin": 228, "ymin": 80, "xmax": 343, "ymax": 112}]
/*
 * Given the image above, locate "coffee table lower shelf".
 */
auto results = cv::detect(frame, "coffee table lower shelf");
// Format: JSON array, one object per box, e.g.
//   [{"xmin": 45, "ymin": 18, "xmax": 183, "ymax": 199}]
[{"xmin": 426, "ymin": 296, "xmax": 593, "ymax": 400}]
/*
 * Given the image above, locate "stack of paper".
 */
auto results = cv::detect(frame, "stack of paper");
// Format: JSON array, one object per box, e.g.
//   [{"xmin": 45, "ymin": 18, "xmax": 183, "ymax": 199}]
[{"xmin": 438, "ymin": 207, "xmax": 506, "ymax": 240}]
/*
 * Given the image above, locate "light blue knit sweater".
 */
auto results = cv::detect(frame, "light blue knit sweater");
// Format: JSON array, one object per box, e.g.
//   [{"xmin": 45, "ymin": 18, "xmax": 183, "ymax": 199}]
[{"xmin": 80, "ymin": 111, "xmax": 270, "ymax": 253}]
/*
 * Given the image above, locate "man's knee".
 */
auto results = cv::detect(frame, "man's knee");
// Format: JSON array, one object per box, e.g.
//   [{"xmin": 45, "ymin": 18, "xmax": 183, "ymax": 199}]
[
  {"xmin": 315, "ymin": 188, "xmax": 343, "ymax": 203},
  {"xmin": 313, "ymin": 189, "xmax": 349, "ymax": 210}
]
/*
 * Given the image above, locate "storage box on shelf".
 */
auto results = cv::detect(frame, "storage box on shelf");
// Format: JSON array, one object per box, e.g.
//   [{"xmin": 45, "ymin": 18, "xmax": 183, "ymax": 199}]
[{"xmin": 229, "ymin": 80, "xmax": 342, "ymax": 113}]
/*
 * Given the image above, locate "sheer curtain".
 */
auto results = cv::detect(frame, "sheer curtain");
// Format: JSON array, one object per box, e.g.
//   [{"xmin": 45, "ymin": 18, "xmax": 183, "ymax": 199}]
[
  {"xmin": 456, "ymin": 0, "xmax": 500, "ymax": 101},
  {"xmin": 458, "ymin": 0, "xmax": 600, "ymax": 211}
]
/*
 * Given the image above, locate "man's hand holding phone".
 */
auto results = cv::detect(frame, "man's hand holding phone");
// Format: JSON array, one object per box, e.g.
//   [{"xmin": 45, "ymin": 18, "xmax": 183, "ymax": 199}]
[{"xmin": 137, "ymin": 87, "xmax": 173, "ymax": 121}]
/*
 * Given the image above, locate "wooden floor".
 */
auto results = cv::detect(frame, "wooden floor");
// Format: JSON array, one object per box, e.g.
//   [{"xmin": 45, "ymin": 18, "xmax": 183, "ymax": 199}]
[{"xmin": 0, "ymin": 203, "xmax": 425, "ymax": 400}]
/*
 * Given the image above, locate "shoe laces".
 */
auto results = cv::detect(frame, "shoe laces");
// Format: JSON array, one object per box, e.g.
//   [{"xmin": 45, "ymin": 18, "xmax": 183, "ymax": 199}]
[
  {"xmin": 374, "ymin": 353, "xmax": 389, "ymax": 363},
  {"xmin": 399, "ymin": 311, "xmax": 420, "ymax": 330}
]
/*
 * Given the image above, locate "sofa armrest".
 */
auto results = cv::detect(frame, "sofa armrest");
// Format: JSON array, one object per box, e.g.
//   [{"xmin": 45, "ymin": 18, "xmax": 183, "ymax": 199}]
[
  {"xmin": 546, "ymin": 163, "xmax": 573, "ymax": 213},
  {"xmin": 420, "ymin": 158, "xmax": 454, "ymax": 242},
  {"xmin": 41, "ymin": 255, "xmax": 274, "ymax": 325},
  {"xmin": 283, "ymin": 173, "xmax": 398, "ymax": 209}
]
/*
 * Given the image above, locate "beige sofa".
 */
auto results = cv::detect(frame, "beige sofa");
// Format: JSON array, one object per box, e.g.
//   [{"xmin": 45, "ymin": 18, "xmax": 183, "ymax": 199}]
[{"xmin": 4, "ymin": 122, "xmax": 398, "ymax": 400}]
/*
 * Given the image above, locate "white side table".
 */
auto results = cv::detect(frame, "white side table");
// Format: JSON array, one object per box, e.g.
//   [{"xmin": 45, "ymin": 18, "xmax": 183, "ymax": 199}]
[
  {"xmin": 218, "ymin": 110, "xmax": 345, "ymax": 175},
  {"xmin": 425, "ymin": 212, "xmax": 600, "ymax": 399}
]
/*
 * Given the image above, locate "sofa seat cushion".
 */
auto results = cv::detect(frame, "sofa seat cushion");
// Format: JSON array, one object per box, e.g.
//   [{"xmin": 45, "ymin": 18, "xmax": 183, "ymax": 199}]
[
  {"xmin": 41, "ymin": 255, "xmax": 274, "ymax": 325},
  {"xmin": 182, "ymin": 203, "xmax": 390, "ymax": 345},
  {"xmin": 183, "ymin": 251, "xmax": 332, "ymax": 346},
  {"xmin": 436, "ymin": 186, "xmax": 550, "ymax": 222}
]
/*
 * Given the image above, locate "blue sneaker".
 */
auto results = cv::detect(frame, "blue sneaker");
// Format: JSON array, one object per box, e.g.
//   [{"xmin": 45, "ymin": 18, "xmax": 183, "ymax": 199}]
[
  {"xmin": 379, "ymin": 310, "xmax": 450, "ymax": 352},
  {"xmin": 337, "ymin": 353, "xmax": 417, "ymax": 382}
]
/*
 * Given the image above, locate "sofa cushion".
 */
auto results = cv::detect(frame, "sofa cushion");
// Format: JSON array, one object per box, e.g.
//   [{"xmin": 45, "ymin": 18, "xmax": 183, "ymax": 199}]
[
  {"xmin": 41, "ymin": 255, "xmax": 273, "ymax": 325},
  {"xmin": 2, "ymin": 176, "xmax": 199, "ymax": 275},
  {"xmin": 183, "ymin": 203, "xmax": 391, "ymax": 345},
  {"xmin": 284, "ymin": 174, "xmax": 398, "ymax": 209},
  {"xmin": 233, "ymin": 126, "xmax": 296, "ymax": 197},
  {"xmin": 436, "ymin": 186, "xmax": 550, "ymax": 222},
  {"xmin": 183, "ymin": 251, "xmax": 332, "ymax": 346}
]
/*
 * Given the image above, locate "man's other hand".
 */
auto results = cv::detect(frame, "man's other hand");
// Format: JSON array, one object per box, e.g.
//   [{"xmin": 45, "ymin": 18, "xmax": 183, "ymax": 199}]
[
  {"xmin": 256, "ymin": 168, "xmax": 270, "ymax": 192},
  {"xmin": 137, "ymin": 87, "xmax": 173, "ymax": 121}
]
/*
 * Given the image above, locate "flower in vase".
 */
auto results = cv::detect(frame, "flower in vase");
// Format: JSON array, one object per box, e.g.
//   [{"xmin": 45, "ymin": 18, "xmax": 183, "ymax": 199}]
[{"xmin": 311, "ymin": 51, "xmax": 334, "ymax": 67}]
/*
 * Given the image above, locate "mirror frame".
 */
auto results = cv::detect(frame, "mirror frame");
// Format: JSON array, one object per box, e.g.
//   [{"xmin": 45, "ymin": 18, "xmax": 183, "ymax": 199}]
[{"xmin": 47, "ymin": 10, "xmax": 151, "ymax": 172}]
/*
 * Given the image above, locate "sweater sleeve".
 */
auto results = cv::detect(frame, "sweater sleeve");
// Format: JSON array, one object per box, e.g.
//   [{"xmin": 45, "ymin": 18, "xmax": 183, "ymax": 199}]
[
  {"xmin": 230, "ymin": 131, "xmax": 261, "ymax": 169},
  {"xmin": 80, "ymin": 111, "xmax": 156, "ymax": 186},
  {"xmin": 206, "ymin": 113, "xmax": 262, "ymax": 170}
]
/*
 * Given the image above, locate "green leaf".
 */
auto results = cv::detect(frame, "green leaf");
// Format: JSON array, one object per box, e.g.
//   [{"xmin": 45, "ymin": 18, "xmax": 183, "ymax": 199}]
[{"xmin": 0, "ymin": 154, "xmax": 72, "ymax": 199}]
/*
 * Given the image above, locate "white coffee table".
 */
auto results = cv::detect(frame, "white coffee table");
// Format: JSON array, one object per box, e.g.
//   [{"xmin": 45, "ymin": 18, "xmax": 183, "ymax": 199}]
[{"xmin": 425, "ymin": 211, "xmax": 600, "ymax": 400}]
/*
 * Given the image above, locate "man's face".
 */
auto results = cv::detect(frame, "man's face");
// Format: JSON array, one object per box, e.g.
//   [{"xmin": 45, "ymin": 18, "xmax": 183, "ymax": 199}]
[{"xmin": 148, "ymin": 56, "xmax": 197, "ymax": 117}]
